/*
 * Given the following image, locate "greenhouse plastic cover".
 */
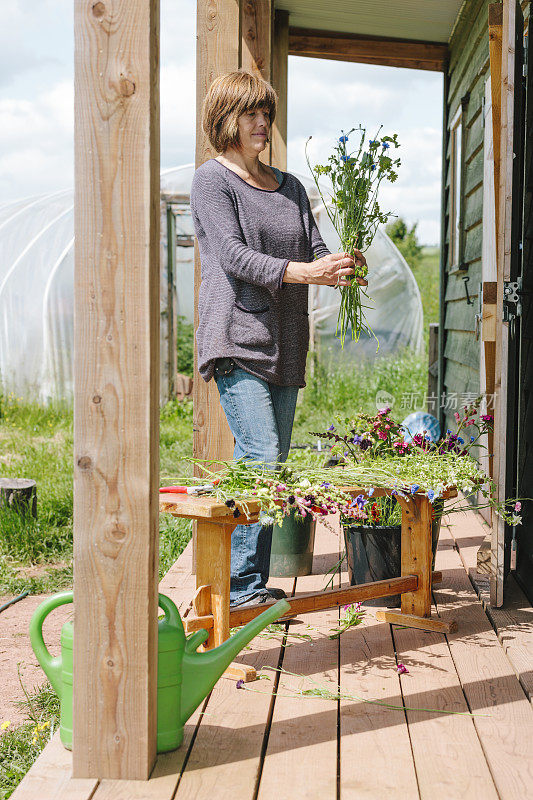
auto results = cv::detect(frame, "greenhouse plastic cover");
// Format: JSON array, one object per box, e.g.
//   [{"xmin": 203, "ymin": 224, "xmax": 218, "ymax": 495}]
[{"xmin": 0, "ymin": 164, "xmax": 422, "ymax": 403}]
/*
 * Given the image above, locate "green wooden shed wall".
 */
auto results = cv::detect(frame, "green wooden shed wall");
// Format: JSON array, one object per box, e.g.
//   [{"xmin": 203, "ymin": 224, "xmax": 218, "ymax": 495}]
[{"xmin": 440, "ymin": 0, "xmax": 530, "ymax": 435}]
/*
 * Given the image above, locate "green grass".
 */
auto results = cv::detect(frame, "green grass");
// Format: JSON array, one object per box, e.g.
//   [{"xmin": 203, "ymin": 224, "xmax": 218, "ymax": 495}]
[
  {"xmin": 0, "ymin": 680, "xmax": 60, "ymax": 800},
  {"xmin": 0, "ymin": 392, "xmax": 194, "ymax": 595},
  {"xmin": 292, "ymin": 349, "xmax": 427, "ymax": 446},
  {"xmin": 410, "ymin": 245, "xmax": 440, "ymax": 351}
]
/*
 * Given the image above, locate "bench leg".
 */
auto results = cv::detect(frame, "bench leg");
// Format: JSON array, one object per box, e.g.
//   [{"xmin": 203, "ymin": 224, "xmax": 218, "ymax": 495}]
[
  {"xmin": 399, "ymin": 494, "xmax": 433, "ymax": 617},
  {"xmin": 195, "ymin": 521, "xmax": 232, "ymax": 647}
]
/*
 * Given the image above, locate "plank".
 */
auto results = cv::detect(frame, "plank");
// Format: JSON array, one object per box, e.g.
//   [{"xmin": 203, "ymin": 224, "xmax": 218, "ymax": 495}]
[
  {"xmin": 257, "ymin": 519, "xmax": 341, "ymax": 799},
  {"xmin": 158, "ymin": 539, "xmax": 195, "ymax": 613},
  {"xmin": 434, "ymin": 532, "xmax": 533, "ymax": 798},
  {"xmin": 444, "ymin": 330, "xmax": 481, "ymax": 370},
  {"xmin": 73, "ymin": 0, "xmax": 160, "ymax": 779},
  {"xmin": 392, "ymin": 619, "xmax": 499, "ymax": 799},
  {"xmin": 444, "ymin": 300, "xmax": 476, "ymax": 332},
  {"xmin": 91, "ymin": 706, "xmax": 205, "ymax": 800},
  {"xmin": 464, "ymin": 147, "xmax": 485, "ymax": 197},
  {"xmin": 445, "ymin": 511, "xmax": 533, "ymax": 704},
  {"xmin": 288, "ymin": 27, "xmax": 447, "ymax": 71},
  {"xmin": 463, "ymin": 182, "xmax": 484, "ymax": 231},
  {"xmin": 463, "ymin": 221, "xmax": 483, "ymax": 264},
  {"xmin": 160, "ymin": 494, "xmax": 260, "ymax": 521},
  {"xmin": 339, "ymin": 615, "xmax": 419, "ymax": 799},
  {"xmin": 175, "ymin": 593, "xmax": 292, "ymax": 798},
  {"xmin": 10, "ymin": 734, "xmax": 97, "ymax": 800}
]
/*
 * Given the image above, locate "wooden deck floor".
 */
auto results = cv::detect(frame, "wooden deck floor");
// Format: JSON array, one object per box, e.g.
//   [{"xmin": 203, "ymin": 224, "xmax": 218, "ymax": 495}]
[{"xmin": 11, "ymin": 507, "xmax": 533, "ymax": 800}]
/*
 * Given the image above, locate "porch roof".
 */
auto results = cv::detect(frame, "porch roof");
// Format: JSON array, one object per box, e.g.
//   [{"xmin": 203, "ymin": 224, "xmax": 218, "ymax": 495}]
[{"xmin": 275, "ymin": 0, "xmax": 465, "ymax": 44}]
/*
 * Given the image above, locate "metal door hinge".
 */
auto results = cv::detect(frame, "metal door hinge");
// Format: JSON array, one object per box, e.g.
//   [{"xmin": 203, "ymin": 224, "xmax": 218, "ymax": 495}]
[{"xmin": 503, "ymin": 278, "xmax": 522, "ymax": 338}]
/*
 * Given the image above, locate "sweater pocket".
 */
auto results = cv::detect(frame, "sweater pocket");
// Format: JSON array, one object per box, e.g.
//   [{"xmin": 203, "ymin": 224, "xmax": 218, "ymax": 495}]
[{"xmin": 232, "ymin": 301, "xmax": 273, "ymax": 348}]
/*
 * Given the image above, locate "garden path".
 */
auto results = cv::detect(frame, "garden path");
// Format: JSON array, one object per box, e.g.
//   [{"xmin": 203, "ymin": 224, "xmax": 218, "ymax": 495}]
[{"xmin": 9, "ymin": 506, "xmax": 533, "ymax": 800}]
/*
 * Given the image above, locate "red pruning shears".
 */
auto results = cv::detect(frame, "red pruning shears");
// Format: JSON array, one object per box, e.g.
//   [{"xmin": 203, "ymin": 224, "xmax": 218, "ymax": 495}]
[{"xmin": 159, "ymin": 480, "xmax": 218, "ymax": 496}]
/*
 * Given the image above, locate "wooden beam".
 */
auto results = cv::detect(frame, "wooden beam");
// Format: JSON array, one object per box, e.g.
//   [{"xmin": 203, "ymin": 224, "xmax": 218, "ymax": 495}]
[
  {"xmin": 491, "ymin": 0, "xmax": 520, "ymax": 607},
  {"xmin": 73, "ymin": 0, "xmax": 160, "ymax": 779},
  {"xmin": 271, "ymin": 9, "xmax": 289, "ymax": 170},
  {"xmin": 241, "ymin": 0, "xmax": 272, "ymax": 80},
  {"xmin": 288, "ymin": 27, "xmax": 448, "ymax": 72},
  {"xmin": 489, "ymin": 3, "xmax": 503, "ymax": 250},
  {"xmin": 193, "ymin": 0, "xmax": 237, "ymax": 488}
]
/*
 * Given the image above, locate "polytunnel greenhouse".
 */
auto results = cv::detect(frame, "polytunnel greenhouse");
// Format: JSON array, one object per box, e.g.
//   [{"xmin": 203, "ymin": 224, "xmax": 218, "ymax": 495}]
[{"xmin": 0, "ymin": 164, "xmax": 423, "ymax": 404}]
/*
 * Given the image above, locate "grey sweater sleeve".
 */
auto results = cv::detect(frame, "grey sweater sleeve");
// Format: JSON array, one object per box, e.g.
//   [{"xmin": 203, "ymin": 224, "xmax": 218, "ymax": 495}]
[
  {"xmin": 190, "ymin": 167, "xmax": 291, "ymax": 294},
  {"xmin": 306, "ymin": 194, "xmax": 332, "ymax": 261}
]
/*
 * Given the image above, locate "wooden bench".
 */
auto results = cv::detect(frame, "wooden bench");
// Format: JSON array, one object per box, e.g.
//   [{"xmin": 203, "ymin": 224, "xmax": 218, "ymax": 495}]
[{"xmin": 160, "ymin": 486, "xmax": 457, "ymax": 680}]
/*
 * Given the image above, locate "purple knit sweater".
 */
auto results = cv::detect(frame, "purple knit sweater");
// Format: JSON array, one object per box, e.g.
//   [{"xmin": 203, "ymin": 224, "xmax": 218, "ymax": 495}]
[{"xmin": 190, "ymin": 158, "xmax": 331, "ymax": 387}]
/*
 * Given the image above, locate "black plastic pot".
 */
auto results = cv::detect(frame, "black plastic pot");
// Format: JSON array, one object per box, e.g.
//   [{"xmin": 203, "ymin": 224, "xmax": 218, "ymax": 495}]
[
  {"xmin": 343, "ymin": 499, "xmax": 444, "ymax": 607},
  {"xmin": 269, "ymin": 509, "xmax": 316, "ymax": 577}
]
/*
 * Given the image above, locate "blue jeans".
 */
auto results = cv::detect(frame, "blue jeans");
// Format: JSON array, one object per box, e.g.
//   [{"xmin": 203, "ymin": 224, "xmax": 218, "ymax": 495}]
[{"xmin": 214, "ymin": 366, "xmax": 299, "ymax": 605}]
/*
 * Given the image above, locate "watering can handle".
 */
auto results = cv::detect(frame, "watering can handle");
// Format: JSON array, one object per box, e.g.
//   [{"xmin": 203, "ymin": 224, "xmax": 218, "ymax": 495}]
[
  {"xmin": 29, "ymin": 590, "xmax": 73, "ymax": 698},
  {"xmin": 158, "ymin": 593, "xmax": 181, "ymax": 630}
]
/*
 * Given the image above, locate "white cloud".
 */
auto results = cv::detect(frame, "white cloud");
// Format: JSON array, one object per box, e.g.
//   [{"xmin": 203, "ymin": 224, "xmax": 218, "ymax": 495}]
[{"xmin": 0, "ymin": 4, "xmax": 443, "ymax": 243}]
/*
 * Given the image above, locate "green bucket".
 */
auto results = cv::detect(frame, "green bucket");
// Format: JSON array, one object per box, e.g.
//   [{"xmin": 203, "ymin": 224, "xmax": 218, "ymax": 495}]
[{"xmin": 269, "ymin": 509, "xmax": 316, "ymax": 577}]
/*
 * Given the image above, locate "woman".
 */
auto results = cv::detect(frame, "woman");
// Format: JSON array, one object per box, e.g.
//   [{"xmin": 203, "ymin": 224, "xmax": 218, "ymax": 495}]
[{"xmin": 190, "ymin": 69, "xmax": 368, "ymax": 608}]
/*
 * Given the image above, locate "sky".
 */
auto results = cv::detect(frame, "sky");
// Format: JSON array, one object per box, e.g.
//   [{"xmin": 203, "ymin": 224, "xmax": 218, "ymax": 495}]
[{"xmin": 0, "ymin": 0, "xmax": 444, "ymax": 244}]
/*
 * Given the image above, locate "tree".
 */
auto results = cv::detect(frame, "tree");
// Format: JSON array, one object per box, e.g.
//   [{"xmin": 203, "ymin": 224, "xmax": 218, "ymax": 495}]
[{"xmin": 385, "ymin": 217, "xmax": 422, "ymax": 269}]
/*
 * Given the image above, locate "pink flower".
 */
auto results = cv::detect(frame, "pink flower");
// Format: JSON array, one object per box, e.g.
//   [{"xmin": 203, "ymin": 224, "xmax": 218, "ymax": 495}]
[
  {"xmin": 464, "ymin": 419, "xmax": 475, "ymax": 426},
  {"xmin": 396, "ymin": 663, "xmax": 409, "ymax": 675},
  {"xmin": 378, "ymin": 431, "xmax": 387, "ymax": 440},
  {"xmin": 515, "ymin": 501, "xmax": 522, "ymax": 512},
  {"xmin": 454, "ymin": 412, "xmax": 460, "ymax": 422}
]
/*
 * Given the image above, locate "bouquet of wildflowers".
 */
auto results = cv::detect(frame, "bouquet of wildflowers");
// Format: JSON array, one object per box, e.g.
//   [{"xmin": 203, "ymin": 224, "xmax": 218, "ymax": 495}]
[{"xmin": 305, "ymin": 125, "xmax": 401, "ymax": 347}]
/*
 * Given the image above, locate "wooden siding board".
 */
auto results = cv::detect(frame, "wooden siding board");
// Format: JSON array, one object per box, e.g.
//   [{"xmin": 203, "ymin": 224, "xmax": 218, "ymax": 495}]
[
  {"xmin": 449, "ymin": 1, "xmax": 490, "ymax": 107},
  {"xmin": 445, "ymin": 300, "xmax": 477, "ymax": 332},
  {"xmin": 464, "ymin": 184, "xmax": 484, "ymax": 230},
  {"xmin": 449, "ymin": 0, "xmax": 487, "ymax": 74},
  {"xmin": 464, "ymin": 222, "xmax": 483, "ymax": 264},
  {"xmin": 465, "ymin": 147, "xmax": 485, "ymax": 196},
  {"xmin": 444, "ymin": 330, "xmax": 481, "ymax": 371},
  {"xmin": 445, "ymin": 262, "xmax": 482, "ymax": 301},
  {"xmin": 464, "ymin": 109, "xmax": 485, "ymax": 164}
]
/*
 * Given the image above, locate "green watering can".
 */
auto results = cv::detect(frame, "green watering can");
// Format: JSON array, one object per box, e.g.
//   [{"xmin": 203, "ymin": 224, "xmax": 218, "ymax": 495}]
[{"xmin": 30, "ymin": 590, "xmax": 289, "ymax": 753}]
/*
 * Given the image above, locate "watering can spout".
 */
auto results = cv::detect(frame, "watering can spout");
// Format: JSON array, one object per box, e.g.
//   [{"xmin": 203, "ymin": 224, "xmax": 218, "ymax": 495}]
[{"xmin": 180, "ymin": 599, "xmax": 290, "ymax": 723}]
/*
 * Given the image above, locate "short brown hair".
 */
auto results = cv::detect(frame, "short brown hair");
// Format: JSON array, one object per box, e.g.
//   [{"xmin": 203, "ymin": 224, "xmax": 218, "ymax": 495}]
[{"xmin": 201, "ymin": 70, "xmax": 277, "ymax": 153}]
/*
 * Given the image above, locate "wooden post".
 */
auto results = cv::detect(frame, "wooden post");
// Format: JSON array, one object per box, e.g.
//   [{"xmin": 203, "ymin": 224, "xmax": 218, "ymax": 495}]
[
  {"xmin": 491, "ymin": 0, "xmax": 521, "ymax": 606},
  {"xmin": 73, "ymin": 0, "xmax": 160, "ymax": 779},
  {"xmin": 193, "ymin": 0, "xmax": 238, "ymax": 495},
  {"xmin": 427, "ymin": 323, "xmax": 439, "ymax": 416},
  {"xmin": 398, "ymin": 495, "xmax": 432, "ymax": 618},
  {"xmin": 271, "ymin": 9, "xmax": 289, "ymax": 170}
]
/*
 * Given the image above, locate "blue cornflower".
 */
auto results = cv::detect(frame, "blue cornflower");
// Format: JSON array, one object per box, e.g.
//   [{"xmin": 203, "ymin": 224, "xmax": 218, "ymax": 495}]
[
  {"xmin": 458, "ymin": 437, "xmax": 464, "ymax": 444},
  {"xmin": 446, "ymin": 429, "xmax": 451, "ymax": 434},
  {"xmin": 427, "ymin": 489, "xmax": 435, "ymax": 502},
  {"xmin": 382, "ymin": 142, "xmax": 390, "ymax": 149},
  {"xmin": 470, "ymin": 436, "xmax": 475, "ymax": 442},
  {"xmin": 352, "ymin": 434, "xmax": 362, "ymax": 445},
  {"xmin": 370, "ymin": 164, "xmax": 376, "ymax": 171},
  {"xmin": 339, "ymin": 134, "xmax": 349, "ymax": 142},
  {"xmin": 328, "ymin": 424, "xmax": 335, "ymax": 431},
  {"xmin": 321, "ymin": 481, "xmax": 331, "ymax": 488},
  {"xmin": 369, "ymin": 139, "xmax": 377, "ymax": 146},
  {"xmin": 410, "ymin": 484, "xmax": 420, "ymax": 494}
]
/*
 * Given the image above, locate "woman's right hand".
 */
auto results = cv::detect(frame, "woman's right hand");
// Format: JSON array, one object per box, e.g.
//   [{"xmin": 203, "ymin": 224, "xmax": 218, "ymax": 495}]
[{"xmin": 283, "ymin": 252, "xmax": 357, "ymax": 286}]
